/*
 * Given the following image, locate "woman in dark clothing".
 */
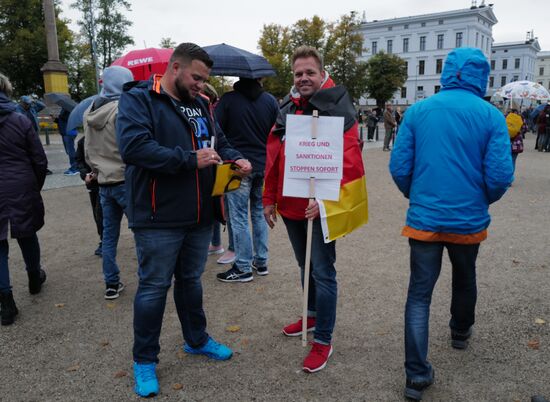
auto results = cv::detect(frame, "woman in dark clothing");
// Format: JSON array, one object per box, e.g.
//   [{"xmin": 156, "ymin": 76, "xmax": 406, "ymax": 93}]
[
  {"xmin": 0, "ymin": 73, "xmax": 48, "ymax": 326},
  {"xmin": 75, "ymin": 136, "xmax": 103, "ymax": 256}
]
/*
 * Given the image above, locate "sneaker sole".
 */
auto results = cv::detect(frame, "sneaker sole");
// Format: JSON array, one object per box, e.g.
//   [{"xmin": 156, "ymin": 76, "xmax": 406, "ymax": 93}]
[
  {"xmin": 217, "ymin": 257, "xmax": 236, "ymax": 264},
  {"xmin": 451, "ymin": 339, "xmax": 468, "ymax": 350},
  {"xmin": 282, "ymin": 326, "xmax": 315, "ymax": 337},
  {"xmin": 183, "ymin": 346, "xmax": 233, "ymax": 360},
  {"xmin": 217, "ymin": 276, "xmax": 253, "ymax": 283},
  {"xmin": 303, "ymin": 346, "xmax": 333, "ymax": 373},
  {"xmin": 208, "ymin": 249, "xmax": 225, "ymax": 256},
  {"xmin": 252, "ymin": 265, "xmax": 269, "ymax": 276},
  {"xmin": 134, "ymin": 385, "xmax": 158, "ymax": 398},
  {"xmin": 105, "ymin": 284, "xmax": 125, "ymax": 300}
]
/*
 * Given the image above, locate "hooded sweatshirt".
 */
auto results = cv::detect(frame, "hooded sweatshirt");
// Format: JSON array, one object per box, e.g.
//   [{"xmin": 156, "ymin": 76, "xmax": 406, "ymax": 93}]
[
  {"xmin": 389, "ymin": 48, "xmax": 513, "ymax": 242},
  {"xmin": 215, "ymin": 78, "xmax": 278, "ymax": 173},
  {"xmin": 84, "ymin": 66, "xmax": 133, "ymax": 185}
]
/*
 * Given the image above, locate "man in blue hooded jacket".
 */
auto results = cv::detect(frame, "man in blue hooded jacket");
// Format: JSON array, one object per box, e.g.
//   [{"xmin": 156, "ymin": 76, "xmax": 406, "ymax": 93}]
[{"xmin": 389, "ymin": 48, "xmax": 513, "ymax": 400}]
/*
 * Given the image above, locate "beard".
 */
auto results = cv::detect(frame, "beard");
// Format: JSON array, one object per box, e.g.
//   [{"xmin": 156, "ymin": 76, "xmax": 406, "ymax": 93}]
[{"xmin": 175, "ymin": 79, "xmax": 193, "ymax": 103}]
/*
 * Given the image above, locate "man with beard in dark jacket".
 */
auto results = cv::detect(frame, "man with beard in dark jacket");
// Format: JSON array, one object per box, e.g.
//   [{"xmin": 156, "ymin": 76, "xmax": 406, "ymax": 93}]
[
  {"xmin": 215, "ymin": 78, "xmax": 278, "ymax": 283},
  {"xmin": 117, "ymin": 43, "xmax": 251, "ymax": 397}
]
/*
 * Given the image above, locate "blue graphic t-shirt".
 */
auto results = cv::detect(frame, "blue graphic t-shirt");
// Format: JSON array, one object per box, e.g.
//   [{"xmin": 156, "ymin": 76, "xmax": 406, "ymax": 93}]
[{"xmin": 174, "ymin": 99, "xmax": 211, "ymax": 149}]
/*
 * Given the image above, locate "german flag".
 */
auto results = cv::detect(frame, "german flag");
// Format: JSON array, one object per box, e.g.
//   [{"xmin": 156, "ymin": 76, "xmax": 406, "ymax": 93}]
[{"xmin": 318, "ymin": 120, "xmax": 368, "ymax": 242}]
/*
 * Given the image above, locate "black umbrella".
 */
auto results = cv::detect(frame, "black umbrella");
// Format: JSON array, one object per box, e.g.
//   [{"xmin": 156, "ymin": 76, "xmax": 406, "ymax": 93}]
[
  {"xmin": 203, "ymin": 43, "xmax": 276, "ymax": 79},
  {"xmin": 44, "ymin": 92, "xmax": 77, "ymax": 112}
]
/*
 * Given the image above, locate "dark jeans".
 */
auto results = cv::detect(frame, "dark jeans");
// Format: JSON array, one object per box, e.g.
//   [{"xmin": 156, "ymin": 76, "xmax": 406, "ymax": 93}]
[
  {"xmin": 61, "ymin": 135, "xmax": 77, "ymax": 170},
  {"xmin": 0, "ymin": 234, "xmax": 41, "ymax": 293},
  {"xmin": 405, "ymin": 239, "xmax": 479, "ymax": 382},
  {"xmin": 132, "ymin": 225, "xmax": 212, "ymax": 363},
  {"xmin": 89, "ymin": 189, "xmax": 103, "ymax": 240},
  {"xmin": 282, "ymin": 217, "xmax": 337, "ymax": 344},
  {"xmin": 367, "ymin": 126, "xmax": 375, "ymax": 140}
]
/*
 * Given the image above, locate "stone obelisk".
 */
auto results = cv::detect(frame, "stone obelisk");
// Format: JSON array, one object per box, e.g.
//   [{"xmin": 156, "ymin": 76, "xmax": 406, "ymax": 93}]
[{"xmin": 41, "ymin": 0, "xmax": 69, "ymax": 94}]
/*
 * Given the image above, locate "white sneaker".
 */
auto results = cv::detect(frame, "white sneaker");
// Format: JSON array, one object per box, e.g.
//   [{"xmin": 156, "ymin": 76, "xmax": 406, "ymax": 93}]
[
  {"xmin": 217, "ymin": 250, "xmax": 236, "ymax": 264},
  {"xmin": 208, "ymin": 245, "xmax": 224, "ymax": 255}
]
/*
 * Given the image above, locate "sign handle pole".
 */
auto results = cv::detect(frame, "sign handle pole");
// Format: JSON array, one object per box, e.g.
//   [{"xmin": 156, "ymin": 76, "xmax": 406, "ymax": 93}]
[{"xmin": 302, "ymin": 110, "xmax": 319, "ymax": 347}]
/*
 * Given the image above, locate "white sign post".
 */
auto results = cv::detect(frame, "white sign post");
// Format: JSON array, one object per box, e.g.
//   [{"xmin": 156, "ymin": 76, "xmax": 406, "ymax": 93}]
[{"xmin": 283, "ymin": 112, "xmax": 344, "ymax": 346}]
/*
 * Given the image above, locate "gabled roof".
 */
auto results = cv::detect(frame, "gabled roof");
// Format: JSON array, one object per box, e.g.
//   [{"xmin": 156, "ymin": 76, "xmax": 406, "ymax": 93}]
[{"xmin": 360, "ymin": 6, "xmax": 498, "ymax": 28}]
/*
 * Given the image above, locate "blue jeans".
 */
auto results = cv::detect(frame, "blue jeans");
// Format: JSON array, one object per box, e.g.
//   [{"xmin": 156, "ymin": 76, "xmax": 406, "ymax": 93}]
[
  {"xmin": 132, "ymin": 225, "xmax": 212, "ymax": 363},
  {"xmin": 225, "ymin": 173, "xmax": 268, "ymax": 272},
  {"xmin": 282, "ymin": 217, "xmax": 337, "ymax": 344},
  {"xmin": 0, "ymin": 235, "xmax": 41, "ymax": 293},
  {"xmin": 405, "ymin": 239, "xmax": 479, "ymax": 382},
  {"xmin": 211, "ymin": 196, "xmax": 234, "ymax": 250},
  {"xmin": 61, "ymin": 135, "xmax": 77, "ymax": 170},
  {"xmin": 99, "ymin": 184, "xmax": 126, "ymax": 285}
]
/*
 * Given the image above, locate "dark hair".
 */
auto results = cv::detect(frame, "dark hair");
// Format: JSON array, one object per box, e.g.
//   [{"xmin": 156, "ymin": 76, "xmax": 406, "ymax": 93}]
[
  {"xmin": 170, "ymin": 43, "xmax": 213, "ymax": 68},
  {"xmin": 291, "ymin": 46, "xmax": 323, "ymax": 70}
]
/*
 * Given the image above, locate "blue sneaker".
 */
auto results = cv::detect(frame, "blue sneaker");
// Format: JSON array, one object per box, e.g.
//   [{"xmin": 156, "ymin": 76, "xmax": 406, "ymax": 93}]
[
  {"xmin": 133, "ymin": 362, "xmax": 159, "ymax": 397},
  {"xmin": 183, "ymin": 337, "xmax": 233, "ymax": 360},
  {"xmin": 63, "ymin": 168, "xmax": 79, "ymax": 176}
]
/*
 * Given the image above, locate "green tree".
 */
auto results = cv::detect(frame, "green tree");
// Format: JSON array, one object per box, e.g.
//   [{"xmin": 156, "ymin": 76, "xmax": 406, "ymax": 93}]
[
  {"xmin": 364, "ymin": 51, "xmax": 408, "ymax": 107},
  {"xmin": 289, "ymin": 15, "xmax": 327, "ymax": 50},
  {"xmin": 0, "ymin": 0, "xmax": 73, "ymax": 96},
  {"xmin": 72, "ymin": 0, "xmax": 134, "ymax": 69},
  {"xmin": 258, "ymin": 23, "xmax": 292, "ymax": 99},
  {"xmin": 324, "ymin": 12, "xmax": 368, "ymax": 101},
  {"xmin": 159, "ymin": 37, "xmax": 176, "ymax": 49},
  {"xmin": 258, "ymin": 13, "xmax": 369, "ymax": 101},
  {"xmin": 65, "ymin": 34, "xmax": 97, "ymax": 100},
  {"xmin": 207, "ymin": 76, "xmax": 233, "ymax": 99}
]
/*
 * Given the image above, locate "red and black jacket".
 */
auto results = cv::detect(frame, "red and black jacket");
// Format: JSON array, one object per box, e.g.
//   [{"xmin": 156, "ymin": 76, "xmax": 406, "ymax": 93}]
[{"xmin": 117, "ymin": 75, "xmax": 242, "ymax": 229}]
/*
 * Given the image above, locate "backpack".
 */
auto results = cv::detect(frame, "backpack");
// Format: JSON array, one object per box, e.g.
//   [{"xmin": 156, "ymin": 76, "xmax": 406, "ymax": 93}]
[{"xmin": 506, "ymin": 113, "xmax": 523, "ymax": 138}]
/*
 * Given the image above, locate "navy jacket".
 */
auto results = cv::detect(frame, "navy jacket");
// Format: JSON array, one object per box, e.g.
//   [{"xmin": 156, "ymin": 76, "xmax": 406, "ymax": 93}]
[
  {"xmin": 0, "ymin": 92, "xmax": 47, "ymax": 240},
  {"xmin": 215, "ymin": 79, "xmax": 278, "ymax": 173},
  {"xmin": 117, "ymin": 76, "xmax": 242, "ymax": 229}
]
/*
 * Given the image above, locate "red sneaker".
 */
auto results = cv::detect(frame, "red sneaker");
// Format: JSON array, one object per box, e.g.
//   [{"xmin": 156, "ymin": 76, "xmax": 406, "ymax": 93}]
[
  {"xmin": 303, "ymin": 342, "xmax": 333, "ymax": 373},
  {"xmin": 282, "ymin": 317, "xmax": 316, "ymax": 337}
]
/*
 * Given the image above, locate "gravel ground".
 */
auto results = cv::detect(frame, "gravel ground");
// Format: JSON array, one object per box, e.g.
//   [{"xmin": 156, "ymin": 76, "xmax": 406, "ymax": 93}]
[{"xmin": 1, "ymin": 134, "xmax": 548, "ymax": 402}]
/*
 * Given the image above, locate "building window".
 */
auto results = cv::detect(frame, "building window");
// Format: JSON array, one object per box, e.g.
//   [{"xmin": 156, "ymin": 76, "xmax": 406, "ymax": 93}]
[
  {"xmin": 387, "ymin": 40, "xmax": 393, "ymax": 54},
  {"xmin": 403, "ymin": 38, "xmax": 409, "ymax": 53},
  {"xmin": 491, "ymin": 60, "xmax": 495, "ymax": 70},
  {"xmin": 401, "ymin": 87, "xmax": 407, "ymax": 98},
  {"xmin": 434, "ymin": 85, "xmax": 441, "ymax": 93},
  {"xmin": 515, "ymin": 58, "xmax": 520, "ymax": 69},
  {"xmin": 476, "ymin": 33, "xmax": 479, "ymax": 47},
  {"xmin": 489, "ymin": 76, "xmax": 494, "ymax": 88},
  {"xmin": 540, "ymin": 67, "xmax": 545, "ymax": 75},
  {"xmin": 438, "ymin": 19, "xmax": 444, "ymax": 25},
  {"xmin": 436, "ymin": 59, "xmax": 443, "ymax": 74},
  {"xmin": 455, "ymin": 33, "xmax": 465, "ymax": 48},
  {"xmin": 418, "ymin": 60, "xmax": 425, "ymax": 75},
  {"xmin": 388, "ymin": 26, "xmax": 393, "ymax": 31},
  {"xmin": 512, "ymin": 75, "xmax": 519, "ymax": 82},
  {"xmin": 404, "ymin": 24, "xmax": 409, "ymax": 29},
  {"xmin": 481, "ymin": 35, "xmax": 485, "ymax": 49},
  {"xmin": 421, "ymin": 22, "xmax": 426, "ymax": 27},
  {"xmin": 502, "ymin": 59, "xmax": 507, "ymax": 70},
  {"xmin": 404, "ymin": 61, "xmax": 408, "ymax": 73},
  {"xmin": 372, "ymin": 41, "xmax": 377, "ymax": 54},
  {"xmin": 420, "ymin": 36, "xmax": 426, "ymax": 51},
  {"xmin": 437, "ymin": 34, "xmax": 444, "ymax": 49},
  {"xmin": 501, "ymin": 76, "xmax": 507, "ymax": 86}
]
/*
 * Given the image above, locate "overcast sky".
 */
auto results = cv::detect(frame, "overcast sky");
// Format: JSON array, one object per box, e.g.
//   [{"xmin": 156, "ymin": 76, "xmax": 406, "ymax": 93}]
[{"xmin": 59, "ymin": 0, "xmax": 549, "ymax": 54}]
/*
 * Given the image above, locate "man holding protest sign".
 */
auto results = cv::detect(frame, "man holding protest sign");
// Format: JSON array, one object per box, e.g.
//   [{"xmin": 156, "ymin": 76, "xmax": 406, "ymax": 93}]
[{"xmin": 263, "ymin": 46, "xmax": 368, "ymax": 373}]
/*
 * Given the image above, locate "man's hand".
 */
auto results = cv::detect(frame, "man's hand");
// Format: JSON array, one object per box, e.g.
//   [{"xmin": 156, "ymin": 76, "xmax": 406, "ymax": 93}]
[
  {"xmin": 85, "ymin": 172, "xmax": 97, "ymax": 185},
  {"xmin": 305, "ymin": 200, "xmax": 319, "ymax": 220},
  {"xmin": 196, "ymin": 148, "xmax": 222, "ymax": 169},
  {"xmin": 233, "ymin": 159, "xmax": 252, "ymax": 176},
  {"xmin": 263, "ymin": 205, "xmax": 277, "ymax": 228}
]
